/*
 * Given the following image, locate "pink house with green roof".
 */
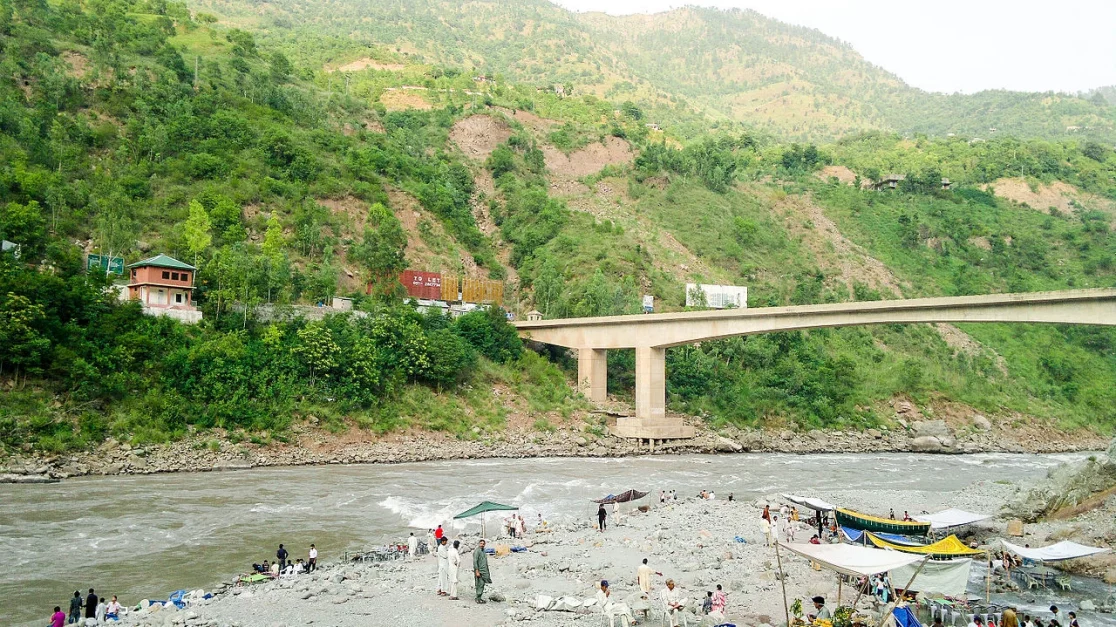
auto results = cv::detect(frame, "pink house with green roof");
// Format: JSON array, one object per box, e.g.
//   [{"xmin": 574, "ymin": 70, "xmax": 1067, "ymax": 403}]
[{"xmin": 126, "ymin": 254, "xmax": 202, "ymax": 323}]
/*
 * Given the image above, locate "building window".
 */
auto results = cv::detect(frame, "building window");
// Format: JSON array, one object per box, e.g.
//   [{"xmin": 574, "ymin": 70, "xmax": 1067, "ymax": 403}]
[
  {"xmin": 172, "ymin": 272, "xmax": 180, "ymax": 280},
  {"xmin": 182, "ymin": 273, "xmax": 190, "ymax": 282},
  {"xmin": 162, "ymin": 271, "xmax": 170, "ymax": 279},
  {"xmin": 175, "ymin": 293, "xmax": 183, "ymax": 304}
]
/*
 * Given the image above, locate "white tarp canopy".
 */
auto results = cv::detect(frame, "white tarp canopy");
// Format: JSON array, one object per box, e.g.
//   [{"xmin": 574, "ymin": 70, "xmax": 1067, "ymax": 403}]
[
  {"xmin": 890, "ymin": 558, "xmax": 973, "ymax": 597},
  {"xmin": 781, "ymin": 494, "xmax": 836, "ymax": 512},
  {"xmin": 1003, "ymin": 540, "xmax": 1111, "ymax": 562},
  {"xmin": 913, "ymin": 508, "xmax": 990, "ymax": 530},
  {"xmin": 779, "ymin": 542, "xmax": 924, "ymax": 577}
]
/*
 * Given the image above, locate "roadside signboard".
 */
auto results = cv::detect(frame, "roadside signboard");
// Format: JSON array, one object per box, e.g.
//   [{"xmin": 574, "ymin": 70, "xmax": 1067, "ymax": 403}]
[
  {"xmin": 642, "ymin": 294, "xmax": 654, "ymax": 313},
  {"xmin": 87, "ymin": 254, "xmax": 125, "ymax": 275}
]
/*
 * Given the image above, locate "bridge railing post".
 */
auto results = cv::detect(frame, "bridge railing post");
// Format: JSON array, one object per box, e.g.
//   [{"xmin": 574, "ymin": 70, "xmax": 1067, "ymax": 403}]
[
  {"xmin": 634, "ymin": 346, "xmax": 666, "ymax": 421},
  {"xmin": 578, "ymin": 348, "xmax": 607, "ymax": 402}
]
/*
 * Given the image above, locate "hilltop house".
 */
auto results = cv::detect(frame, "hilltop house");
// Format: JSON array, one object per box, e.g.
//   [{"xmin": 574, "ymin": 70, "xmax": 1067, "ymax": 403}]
[
  {"xmin": 126, "ymin": 254, "xmax": 202, "ymax": 323},
  {"xmin": 873, "ymin": 174, "xmax": 906, "ymax": 191}
]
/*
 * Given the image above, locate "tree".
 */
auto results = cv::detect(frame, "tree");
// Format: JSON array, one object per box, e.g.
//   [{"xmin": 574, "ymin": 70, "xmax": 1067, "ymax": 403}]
[
  {"xmin": 269, "ymin": 52, "xmax": 292, "ymax": 83},
  {"xmin": 486, "ymin": 145, "xmax": 516, "ymax": 178},
  {"xmin": 621, "ymin": 100, "xmax": 643, "ymax": 120},
  {"xmin": 422, "ymin": 328, "xmax": 476, "ymax": 387},
  {"xmin": 293, "ymin": 323, "xmax": 338, "ymax": 386},
  {"xmin": 261, "ymin": 216, "xmax": 289, "ymax": 302},
  {"xmin": 0, "ymin": 292, "xmax": 50, "ymax": 383},
  {"xmin": 352, "ymin": 203, "xmax": 407, "ymax": 295},
  {"xmin": 183, "ymin": 200, "xmax": 213, "ymax": 267},
  {"xmin": 1082, "ymin": 141, "xmax": 1108, "ymax": 163},
  {"xmin": 0, "ymin": 201, "xmax": 47, "ymax": 253},
  {"xmin": 532, "ymin": 255, "xmax": 565, "ymax": 317},
  {"xmin": 453, "ymin": 306, "xmax": 521, "ymax": 363}
]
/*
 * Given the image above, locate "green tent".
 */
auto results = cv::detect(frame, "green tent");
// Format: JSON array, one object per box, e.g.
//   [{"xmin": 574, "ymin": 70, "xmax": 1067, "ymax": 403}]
[{"xmin": 453, "ymin": 501, "xmax": 519, "ymax": 538}]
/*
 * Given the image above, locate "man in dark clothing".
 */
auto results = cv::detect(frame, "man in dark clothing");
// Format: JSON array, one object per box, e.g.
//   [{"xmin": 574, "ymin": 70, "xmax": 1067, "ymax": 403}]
[
  {"xmin": 473, "ymin": 539, "xmax": 491, "ymax": 603},
  {"xmin": 597, "ymin": 504, "xmax": 607, "ymax": 532},
  {"xmin": 277, "ymin": 544, "xmax": 289, "ymax": 570},
  {"xmin": 68, "ymin": 591, "xmax": 82, "ymax": 624},
  {"xmin": 84, "ymin": 589, "xmax": 98, "ymax": 619}
]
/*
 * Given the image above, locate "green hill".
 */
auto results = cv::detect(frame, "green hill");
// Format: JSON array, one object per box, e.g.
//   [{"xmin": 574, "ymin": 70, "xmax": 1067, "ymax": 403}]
[
  {"xmin": 189, "ymin": 0, "xmax": 1116, "ymax": 142},
  {"xmin": 1, "ymin": 0, "xmax": 1115, "ymax": 457}
]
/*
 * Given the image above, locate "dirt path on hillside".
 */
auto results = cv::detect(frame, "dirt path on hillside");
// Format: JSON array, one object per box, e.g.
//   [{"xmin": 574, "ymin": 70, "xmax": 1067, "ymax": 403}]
[{"xmin": 327, "ymin": 58, "xmax": 405, "ymax": 73}]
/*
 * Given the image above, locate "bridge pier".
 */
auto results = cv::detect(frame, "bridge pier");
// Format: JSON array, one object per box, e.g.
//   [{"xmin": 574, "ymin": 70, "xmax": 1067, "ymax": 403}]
[
  {"xmin": 634, "ymin": 346, "xmax": 666, "ymax": 421},
  {"xmin": 577, "ymin": 348, "xmax": 608, "ymax": 402}
]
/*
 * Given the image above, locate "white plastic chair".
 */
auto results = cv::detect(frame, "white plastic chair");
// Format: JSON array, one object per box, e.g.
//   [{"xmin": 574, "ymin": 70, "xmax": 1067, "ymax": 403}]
[{"xmin": 659, "ymin": 592, "xmax": 689, "ymax": 627}]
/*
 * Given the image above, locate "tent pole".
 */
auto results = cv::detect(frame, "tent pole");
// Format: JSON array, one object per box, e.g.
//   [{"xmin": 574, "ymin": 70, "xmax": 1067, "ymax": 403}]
[
  {"xmin": 850, "ymin": 584, "xmax": 865, "ymax": 611},
  {"xmin": 838, "ymin": 575, "xmax": 842, "ymax": 606},
  {"xmin": 774, "ymin": 541, "xmax": 791, "ymax": 627},
  {"xmin": 881, "ymin": 557, "xmax": 930, "ymax": 622},
  {"xmin": 985, "ymin": 551, "xmax": 990, "ymax": 603}
]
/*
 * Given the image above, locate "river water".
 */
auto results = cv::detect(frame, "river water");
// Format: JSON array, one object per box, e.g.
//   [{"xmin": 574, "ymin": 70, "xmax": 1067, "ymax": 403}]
[{"xmin": 1, "ymin": 452, "xmax": 1108, "ymax": 627}]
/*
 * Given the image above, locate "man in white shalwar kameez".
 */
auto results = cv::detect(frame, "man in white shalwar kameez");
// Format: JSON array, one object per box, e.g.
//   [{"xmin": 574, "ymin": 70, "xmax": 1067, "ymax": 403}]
[
  {"xmin": 436, "ymin": 537, "xmax": 449, "ymax": 595},
  {"xmin": 408, "ymin": 532, "xmax": 418, "ymax": 559},
  {"xmin": 447, "ymin": 540, "xmax": 462, "ymax": 599},
  {"xmin": 661, "ymin": 579, "xmax": 687, "ymax": 627},
  {"xmin": 596, "ymin": 580, "xmax": 633, "ymax": 627}
]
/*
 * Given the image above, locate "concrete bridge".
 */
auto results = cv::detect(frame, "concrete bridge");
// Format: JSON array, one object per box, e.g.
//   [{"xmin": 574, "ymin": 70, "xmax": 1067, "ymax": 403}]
[{"xmin": 513, "ymin": 288, "xmax": 1116, "ymax": 442}]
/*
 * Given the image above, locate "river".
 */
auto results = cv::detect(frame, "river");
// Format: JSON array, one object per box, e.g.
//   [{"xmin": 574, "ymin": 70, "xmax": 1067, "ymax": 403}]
[{"xmin": 1, "ymin": 452, "xmax": 1105, "ymax": 627}]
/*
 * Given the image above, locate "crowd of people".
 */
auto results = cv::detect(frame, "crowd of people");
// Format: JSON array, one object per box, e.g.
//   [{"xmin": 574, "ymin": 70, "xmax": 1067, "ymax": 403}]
[
  {"xmin": 953, "ymin": 606, "xmax": 1081, "ymax": 627},
  {"xmin": 49, "ymin": 589, "xmax": 122, "ymax": 626},
  {"xmin": 47, "ymin": 542, "xmax": 322, "ymax": 626},
  {"xmin": 251, "ymin": 542, "xmax": 318, "ymax": 577}
]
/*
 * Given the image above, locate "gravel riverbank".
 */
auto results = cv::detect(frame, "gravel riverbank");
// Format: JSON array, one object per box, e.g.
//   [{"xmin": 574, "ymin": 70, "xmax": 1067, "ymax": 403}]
[
  {"xmin": 102, "ymin": 474, "xmax": 1115, "ymax": 627},
  {"xmin": 2, "ymin": 404, "xmax": 1107, "ymax": 482}
]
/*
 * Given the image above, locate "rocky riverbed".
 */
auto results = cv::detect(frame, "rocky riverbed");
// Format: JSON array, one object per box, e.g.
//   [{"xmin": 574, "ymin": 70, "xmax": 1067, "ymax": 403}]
[
  {"xmin": 1, "ymin": 402, "xmax": 1107, "ymax": 482},
  {"xmin": 102, "ymin": 475, "xmax": 1116, "ymax": 627}
]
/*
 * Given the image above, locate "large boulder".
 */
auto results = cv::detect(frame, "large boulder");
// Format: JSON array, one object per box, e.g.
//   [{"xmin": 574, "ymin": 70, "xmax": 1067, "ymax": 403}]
[
  {"xmin": 1006, "ymin": 439, "xmax": 1116, "ymax": 521},
  {"xmin": 911, "ymin": 436, "xmax": 944, "ymax": 453},
  {"xmin": 911, "ymin": 420, "xmax": 951, "ymax": 439}
]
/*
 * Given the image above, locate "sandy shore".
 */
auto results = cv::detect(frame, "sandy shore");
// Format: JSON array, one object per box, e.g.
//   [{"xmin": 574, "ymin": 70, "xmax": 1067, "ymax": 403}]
[{"xmin": 103, "ymin": 471, "xmax": 1108, "ymax": 627}]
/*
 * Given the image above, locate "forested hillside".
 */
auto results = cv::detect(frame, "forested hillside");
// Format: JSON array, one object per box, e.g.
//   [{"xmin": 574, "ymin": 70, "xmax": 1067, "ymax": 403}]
[
  {"xmin": 1, "ymin": 0, "xmax": 1115, "ymax": 457},
  {"xmin": 190, "ymin": 0, "xmax": 1116, "ymax": 141}
]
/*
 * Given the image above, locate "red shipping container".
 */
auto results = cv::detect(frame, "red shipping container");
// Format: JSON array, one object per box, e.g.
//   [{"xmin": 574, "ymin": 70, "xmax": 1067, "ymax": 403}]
[{"xmin": 400, "ymin": 269, "xmax": 442, "ymax": 300}]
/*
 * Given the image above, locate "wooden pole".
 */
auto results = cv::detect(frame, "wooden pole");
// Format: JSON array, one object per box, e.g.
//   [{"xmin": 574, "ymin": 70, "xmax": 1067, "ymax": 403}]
[
  {"xmin": 838, "ymin": 575, "xmax": 843, "ymax": 606},
  {"xmin": 985, "ymin": 551, "xmax": 991, "ymax": 603},
  {"xmin": 881, "ymin": 557, "xmax": 931, "ymax": 622},
  {"xmin": 774, "ymin": 541, "xmax": 792, "ymax": 627}
]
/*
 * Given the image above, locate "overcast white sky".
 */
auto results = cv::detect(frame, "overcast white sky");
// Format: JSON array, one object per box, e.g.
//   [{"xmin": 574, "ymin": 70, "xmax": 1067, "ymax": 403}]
[{"xmin": 551, "ymin": 0, "xmax": 1116, "ymax": 95}]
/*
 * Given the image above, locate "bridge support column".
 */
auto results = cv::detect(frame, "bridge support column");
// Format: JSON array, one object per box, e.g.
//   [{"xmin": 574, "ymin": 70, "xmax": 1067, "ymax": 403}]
[
  {"xmin": 577, "ymin": 348, "xmax": 608, "ymax": 402},
  {"xmin": 634, "ymin": 346, "xmax": 666, "ymax": 421}
]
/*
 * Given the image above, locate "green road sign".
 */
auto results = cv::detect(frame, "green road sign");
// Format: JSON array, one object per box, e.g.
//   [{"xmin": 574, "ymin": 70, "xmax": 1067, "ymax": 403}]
[{"xmin": 87, "ymin": 254, "xmax": 125, "ymax": 275}]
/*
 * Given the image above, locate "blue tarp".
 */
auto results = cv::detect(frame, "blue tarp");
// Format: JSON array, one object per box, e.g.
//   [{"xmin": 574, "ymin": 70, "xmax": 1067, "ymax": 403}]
[
  {"xmin": 840, "ymin": 526, "xmax": 924, "ymax": 546},
  {"xmin": 893, "ymin": 606, "xmax": 922, "ymax": 627}
]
